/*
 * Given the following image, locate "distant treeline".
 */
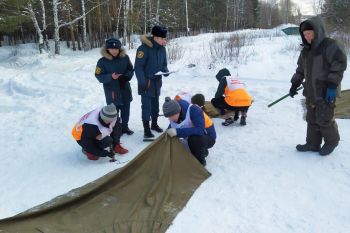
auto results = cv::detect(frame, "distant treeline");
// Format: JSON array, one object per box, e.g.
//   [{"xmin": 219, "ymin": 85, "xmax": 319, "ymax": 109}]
[{"xmin": 0, "ymin": 0, "xmax": 348, "ymax": 54}]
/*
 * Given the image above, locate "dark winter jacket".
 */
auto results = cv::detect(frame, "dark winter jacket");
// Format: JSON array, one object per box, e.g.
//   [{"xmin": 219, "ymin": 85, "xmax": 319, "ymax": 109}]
[
  {"xmin": 291, "ymin": 16, "xmax": 347, "ymax": 104},
  {"xmin": 134, "ymin": 35, "xmax": 169, "ymax": 97},
  {"xmin": 95, "ymin": 47, "xmax": 134, "ymax": 106},
  {"xmin": 173, "ymin": 99, "xmax": 216, "ymax": 140},
  {"xmin": 79, "ymin": 116, "xmax": 120, "ymax": 158}
]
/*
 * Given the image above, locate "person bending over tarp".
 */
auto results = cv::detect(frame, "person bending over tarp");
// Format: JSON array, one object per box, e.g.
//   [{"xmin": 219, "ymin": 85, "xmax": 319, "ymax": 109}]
[
  {"xmin": 211, "ymin": 68, "xmax": 253, "ymax": 126},
  {"xmin": 162, "ymin": 97, "xmax": 216, "ymax": 166},
  {"xmin": 72, "ymin": 103, "xmax": 128, "ymax": 161}
]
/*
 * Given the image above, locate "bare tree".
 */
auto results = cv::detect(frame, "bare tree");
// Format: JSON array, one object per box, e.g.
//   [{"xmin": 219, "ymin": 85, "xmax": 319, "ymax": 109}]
[{"xmin": 25, "ymin": 0, "xmax": 47, "ymax": 53}]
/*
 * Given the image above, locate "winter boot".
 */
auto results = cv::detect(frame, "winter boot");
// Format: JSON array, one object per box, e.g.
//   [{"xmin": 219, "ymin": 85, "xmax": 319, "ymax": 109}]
[
  {"xmin": 240, "ymin": 112, "xmax": 247, "ymax": 126},
  {"xmin": 151, "ymin": 117, "xmax": 163, "ymax": 133},
  {"xmin": 113, "ymin": 143, "xmax": 129, "ymax": 154},
  {"xmin": 319, "ymin": 142, "xmax": 338, "ymax": 156},
  {"xmin": 296, "ymin": 144, "xmax": 321, "ymax": 152},
  {"xmin": 82, "ymin": 149, "xmax": 99, "ymax": 160},
  {"xmin": 222, "ymin": 116, "xmax": 234, "ymax": 126},
  {"xmin": 122, "ymin": 124, "xmax": 134, "ymax": 135},
  {"xmin": 143, "ymin": 120, "xmax": 155, "ymax": 139}
]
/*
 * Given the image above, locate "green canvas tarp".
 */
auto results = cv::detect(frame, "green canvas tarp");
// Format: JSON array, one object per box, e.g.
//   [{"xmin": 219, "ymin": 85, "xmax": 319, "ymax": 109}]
[
  {"xmin": 335, "ymin": 89, "xmax": 350, "ymax": 119},
  {"xmin": 0, "ymin": 134, "xmax": 210, "ymax": 233}
]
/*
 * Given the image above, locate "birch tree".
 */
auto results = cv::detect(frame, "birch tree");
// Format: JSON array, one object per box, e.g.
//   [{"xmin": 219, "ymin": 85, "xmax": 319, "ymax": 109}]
[{"xmin": 25, "ymin": 1, "xmax": 47, "ymax": 53}]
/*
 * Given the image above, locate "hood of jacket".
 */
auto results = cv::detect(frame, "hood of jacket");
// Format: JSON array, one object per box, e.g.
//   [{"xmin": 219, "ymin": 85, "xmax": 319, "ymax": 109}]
[
  {"xmin": 100, "ymin": 46, "xmax": 126, "ymax": 60},
  {"xmin": 299, "ymin": 16, "xmax": 326, "ymax": 49},
  {"xmin": 140, "ymin": 34, "xmax": 163, "ymax": 49}
]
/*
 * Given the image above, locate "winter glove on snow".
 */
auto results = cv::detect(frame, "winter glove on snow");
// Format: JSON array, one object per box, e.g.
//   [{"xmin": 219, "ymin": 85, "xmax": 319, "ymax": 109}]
[
  {"xmin": 166, "ymin": 128, "xmax": 177, "ymax": 137},
  {"xmin": 325, "ymin": 88, "xmax": 336, "ymax": 103},
  {"xmin": 289, "ymin": 84, "xmax": 299, "ymax": 98}
]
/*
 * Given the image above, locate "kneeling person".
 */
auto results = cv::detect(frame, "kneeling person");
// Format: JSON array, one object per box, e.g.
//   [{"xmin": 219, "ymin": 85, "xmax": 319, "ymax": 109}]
[
  {"xmin": 163, "ymin": 97, "xmax": 216, "ymax": 166},
  {"xmin": 72, "ymin": 103, "xmax": 128, "ymax": 161}
]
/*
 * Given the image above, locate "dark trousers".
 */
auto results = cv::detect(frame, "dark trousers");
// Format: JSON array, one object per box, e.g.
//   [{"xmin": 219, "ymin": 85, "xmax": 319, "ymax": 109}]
[
  {"xmin": 188, "ymin": 135, "xmax": 216, "ymax": 165},
  {"xmin": 211, "ymin": 96, "xmax": 249, "ymax": 116},
  {"xmin": 141, "ymin": 95, "xmax": 159, "ymax": 121},
  {"xmin": 116, "ymin": 102, "xmax": 130, "ymax": 127},
  {"xmin": 305, "ymin": 102, "xmax": 339, "ymax": 145},
  {"xmin": 77, "ymin": 136, "xmax": 113, "ymax": 152}
]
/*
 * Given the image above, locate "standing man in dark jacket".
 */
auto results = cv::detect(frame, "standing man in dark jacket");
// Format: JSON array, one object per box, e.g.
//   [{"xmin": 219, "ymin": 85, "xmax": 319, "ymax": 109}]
[
  {"xmin": 134, "ymin": 26, "xmax": 169, "ymax": 140},
  {"xmin": 95, "ymin": 38, "xmax": 134, "ymax": 137},
  {"xmin": 289, "ymin": 16, "xmax": 347, "ymax": 156}
]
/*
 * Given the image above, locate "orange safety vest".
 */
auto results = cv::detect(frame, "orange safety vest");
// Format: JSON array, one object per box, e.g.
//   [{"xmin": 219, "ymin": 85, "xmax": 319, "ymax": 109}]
[{"xmin": 224, "ymin": 76, "xmax": 252, "ymax": 107}]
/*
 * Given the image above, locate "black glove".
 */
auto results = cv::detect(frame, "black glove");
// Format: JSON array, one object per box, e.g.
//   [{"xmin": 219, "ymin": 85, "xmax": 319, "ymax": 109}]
[
  {"xmin": 102, "ymin": 150, "xmax": 114, "ymax": 158},
  {"xmin": 289, "ymin": 84, "xmax": 298, "ymax": 98}
]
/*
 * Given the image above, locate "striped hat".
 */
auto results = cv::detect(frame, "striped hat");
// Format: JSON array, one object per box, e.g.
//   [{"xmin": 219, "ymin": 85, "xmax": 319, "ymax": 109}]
[{"xmin": 100, "ymin": 103, "xmax": 118, "ymax": 123}]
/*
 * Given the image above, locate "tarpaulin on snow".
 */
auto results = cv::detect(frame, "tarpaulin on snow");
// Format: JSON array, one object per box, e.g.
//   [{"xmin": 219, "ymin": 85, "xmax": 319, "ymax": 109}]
[
  {"xmin": 202, "ymin": 101, "xmax": 234, "ymax": 119},
  {"xmin": 335, "ymin": 89, "xmax": 350, "ymax": 119},
  {"xmin": 0, "ymin": 134, "xmax": 210, "ymax": 233}
]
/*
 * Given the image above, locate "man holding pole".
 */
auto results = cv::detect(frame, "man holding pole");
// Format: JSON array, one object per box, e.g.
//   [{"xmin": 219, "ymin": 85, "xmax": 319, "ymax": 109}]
[{"xmin": 288, "ymin": 16, "xmax": 347, "ymax": 156}]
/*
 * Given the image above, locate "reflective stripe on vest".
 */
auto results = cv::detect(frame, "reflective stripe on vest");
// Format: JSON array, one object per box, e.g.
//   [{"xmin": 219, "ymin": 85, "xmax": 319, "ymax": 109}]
[
  {"xmin": 170, "ymin": 104, "xmax": 213, "ymax": 130},
  {"xmin": 72, "ymin": 108, "xmax": 116, "ymax": 141},
  {"xmin": 224, "ymin": 76, "xmax": 252, "ymax": 107}
]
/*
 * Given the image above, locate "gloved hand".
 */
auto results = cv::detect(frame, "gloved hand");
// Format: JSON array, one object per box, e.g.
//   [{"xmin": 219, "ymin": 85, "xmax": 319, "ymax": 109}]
[
  {"xmin": 103, "ymin": 150, "xmax": 115, "ymax": 158},
  {"xmin": 289, "ymin": 84, "xmax": 298, "ymax": 98},
  {"xmin": 166, "ymin": 128, "xmax": 177, "ymax": 137},
  {"xmin": 325, "ymin": 88, "xmax": 336, "ymax": 103}
]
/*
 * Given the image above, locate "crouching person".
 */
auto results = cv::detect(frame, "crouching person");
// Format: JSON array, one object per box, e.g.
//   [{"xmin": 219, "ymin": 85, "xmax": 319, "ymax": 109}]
[
  {"xmin": 162, "ymin": 97, "xmax": 216, "ymax": 166},
  {"xmin": 211, "ymin": 68, "xmax": 253, "ymax": 126},
  {"xmin": 72, "ymin": 103, "xmax": 128, "ymax": 161}
]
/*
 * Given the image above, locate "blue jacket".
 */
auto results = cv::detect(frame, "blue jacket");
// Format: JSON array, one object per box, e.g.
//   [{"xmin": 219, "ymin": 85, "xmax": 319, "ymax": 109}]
[
  {"xmin": 134, "ymin": 35, "xmax": 169, "ymax": 97},
  {"xmin": 174, "ymin": 99, "xmax": 216, "ymax": 140},
  {"xmin": 95, "ymin": 47, "xmax": 134, "ymax": 106}
]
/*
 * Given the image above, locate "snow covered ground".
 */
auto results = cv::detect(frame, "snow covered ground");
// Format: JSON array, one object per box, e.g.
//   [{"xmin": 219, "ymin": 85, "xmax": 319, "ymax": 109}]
[{"xmin": 1, "ymin": 27, "xmax": 350, "ymax": 233}]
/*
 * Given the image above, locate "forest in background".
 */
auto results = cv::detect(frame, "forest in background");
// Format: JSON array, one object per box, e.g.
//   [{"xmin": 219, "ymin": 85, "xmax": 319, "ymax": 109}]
[{"xmin": 0, "ymin": 0, "xmax": 349, "ymax": 54}]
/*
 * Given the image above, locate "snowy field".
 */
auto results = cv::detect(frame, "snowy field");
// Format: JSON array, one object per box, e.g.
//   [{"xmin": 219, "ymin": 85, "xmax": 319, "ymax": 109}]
[{"xmin": 1, "ymin": 27, "xmax": 350, "ymax": 233}]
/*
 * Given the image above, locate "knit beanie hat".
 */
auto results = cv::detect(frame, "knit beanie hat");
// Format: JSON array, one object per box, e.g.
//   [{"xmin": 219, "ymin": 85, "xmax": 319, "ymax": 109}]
[
  {"xmin": 151, "ymin": 26, "xmax": 167, "ymax": 38},
  {"xmin": 106, "ymin": 38, "xmax": 121, "ymax": 49},
  {"xmin": 100, "ymin": 103, "xmax": 118, "ymax": 123},
  {"xmin": 300, "ymin": 21, "xmax": 313, "ymax": 32},
  {"xmin": 191, "ymin": 93, "xmax": 205, "ymax": 107},
  {"xmin": 163, "ymin": 97, "xmax": 181, "ymax": 117},
  {"xmin": 216, "ymin": 68, "xmax": 231, "ymax": 81}
]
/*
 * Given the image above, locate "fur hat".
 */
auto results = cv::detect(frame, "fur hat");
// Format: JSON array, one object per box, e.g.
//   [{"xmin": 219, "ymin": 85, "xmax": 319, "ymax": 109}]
[
  {"xmin": 105, "ymin": 38, "xmax": 121, "ymax": 49},
  {"xmin": 191, "ymin": 93, "xmax": 205, "ymax": 107},
  {"xmin": 100, "ymin": 103, "xmax": 118, "ymax": 123},
  {"xmin": 216, "ymin": 68, "xmax": 231, "ymax": 81},
  {"xmin": 151, "ymin": 26, "xmax": 167, "ymax": 38},
  {"xmin": 300, "ymin": 21, "xmax": 313, "ymax": 32},
  {"xmin": 163, "ymin": 97, "xmax": 181, "ymax": 117}
]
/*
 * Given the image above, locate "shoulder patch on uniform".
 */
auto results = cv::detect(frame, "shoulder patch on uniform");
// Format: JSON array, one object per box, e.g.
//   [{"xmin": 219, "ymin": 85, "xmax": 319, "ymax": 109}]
[
  {"xmin": 137, "ymin": 51, "xmax": 144, "ymax": 59},
  {"xmin": 95, "ymin": 67, "xmax": 101, "ymax": 75}
]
